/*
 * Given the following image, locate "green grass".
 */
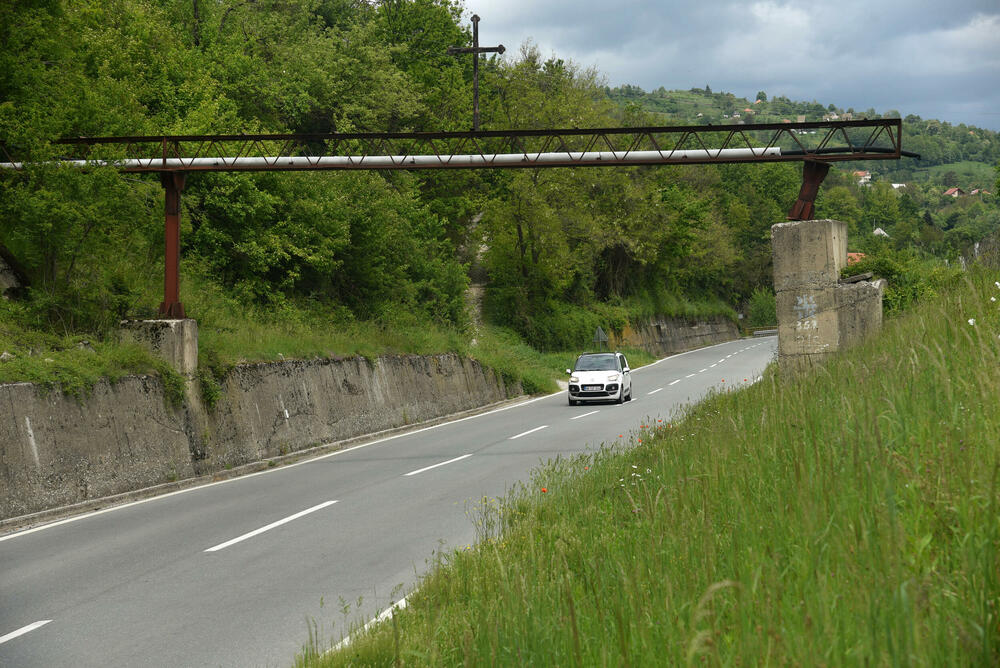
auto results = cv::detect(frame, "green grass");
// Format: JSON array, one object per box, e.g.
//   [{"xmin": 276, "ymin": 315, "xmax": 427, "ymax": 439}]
[
  {"xmin": 303, "ymin": 269, "xmax": 1000, "ymax": 666},
  {"xmin": 0, "ymin": 262, "xmax": 671, "ymax": 405},
  {"xmin": 0, "ymin": 305, "xmax": 186, "ymax": 404}
]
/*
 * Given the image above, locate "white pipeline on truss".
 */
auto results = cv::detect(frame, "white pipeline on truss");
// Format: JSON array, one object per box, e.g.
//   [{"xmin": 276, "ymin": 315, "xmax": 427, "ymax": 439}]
[{"xmin": 0, "ymin": 147, "xmax": 781, "ymax": 171}]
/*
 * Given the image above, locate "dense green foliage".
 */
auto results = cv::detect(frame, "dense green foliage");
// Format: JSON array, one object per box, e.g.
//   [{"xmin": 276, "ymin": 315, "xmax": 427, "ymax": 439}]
[
  {"xmin": 0, "ymin": 0, "xmax": 771, "ymax": 362},
  {"xmin": 0, "ymin": 0, "xmax": 996, "ymax": 381},
  {"xmin": 305, "ymin": 267, "xmax": 1000, "ymax": 666}
]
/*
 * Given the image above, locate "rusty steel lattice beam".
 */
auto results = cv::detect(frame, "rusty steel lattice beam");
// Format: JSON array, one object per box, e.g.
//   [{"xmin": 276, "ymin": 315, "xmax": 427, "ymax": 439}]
[
  {"xmin": 1, "ymin": 119, "xmax": 905, "ymax": 173},
  {"xmin": 0, "ymin": 119, "xmax": 911, "ymax": 318}
]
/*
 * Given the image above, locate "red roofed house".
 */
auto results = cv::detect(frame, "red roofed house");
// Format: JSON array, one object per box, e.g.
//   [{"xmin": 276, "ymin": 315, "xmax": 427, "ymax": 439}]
[
  {"xmin": 847, "ymin": 252, "xmax": 866, "ymax": 265},
  {"xmin": 944, "ymin": 187, "xmax": 965, "ymax": 197}
]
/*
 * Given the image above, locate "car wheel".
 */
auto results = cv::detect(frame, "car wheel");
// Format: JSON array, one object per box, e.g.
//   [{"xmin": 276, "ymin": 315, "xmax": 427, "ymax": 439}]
[
  {"xmin": 626, "ymin": 385, "xmax": 632, "ymax": 402},
  {"xmin": 616, "ymin": 389, "xmax": 624, "ymax": 405},
  {"xmin": 568, "ymin": 397, "xmax": 576, "ymax": 406}
]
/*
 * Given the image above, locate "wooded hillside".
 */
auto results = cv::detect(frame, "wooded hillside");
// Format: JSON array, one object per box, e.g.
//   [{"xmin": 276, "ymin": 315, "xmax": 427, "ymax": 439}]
[{"xmin": 1, "ymin": 0, "xmax": 997, "ymax": 356}]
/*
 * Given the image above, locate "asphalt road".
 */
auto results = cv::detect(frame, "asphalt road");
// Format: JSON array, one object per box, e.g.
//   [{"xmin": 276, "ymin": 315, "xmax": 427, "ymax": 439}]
[{"xmin": 0, "ymin": 336, "xmax": 776, "ymax": 667}]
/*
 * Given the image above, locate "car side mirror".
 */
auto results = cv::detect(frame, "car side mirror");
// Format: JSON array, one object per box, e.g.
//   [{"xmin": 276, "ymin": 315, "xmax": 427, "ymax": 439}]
[{"xmin": 623, "ymin": 366, "xmax": 630, "ymax": 372}]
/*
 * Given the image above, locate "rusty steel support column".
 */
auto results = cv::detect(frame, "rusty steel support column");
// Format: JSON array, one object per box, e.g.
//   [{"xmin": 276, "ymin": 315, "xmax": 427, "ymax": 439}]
[
  {"xmin": 787, "ymin": 160, "xmax": 830, "ymax": 221},
  {"xmin": 159, "ymin": 171, "xmax": 186, "ymax": 318}
]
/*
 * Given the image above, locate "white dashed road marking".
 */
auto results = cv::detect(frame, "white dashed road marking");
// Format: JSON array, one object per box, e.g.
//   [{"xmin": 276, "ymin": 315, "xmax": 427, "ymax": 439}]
[
  {"xmin": 404, "ymin": 453, "xmax": 473, "ymax": 477},
  {"xmin": 205, "ymin": 500, "xmax": 338, "ymax": 552},
  {"xmin": 510, "ymin": 425, "xmax": 548, "ymax": 440},
  {"xmin": 0, "ymin": 620, "xmax": 52, "ymax": 646}
]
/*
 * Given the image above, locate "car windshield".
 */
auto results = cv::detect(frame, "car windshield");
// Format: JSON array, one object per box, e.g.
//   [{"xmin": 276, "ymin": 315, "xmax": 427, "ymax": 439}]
[{"xmin": 574, "ymin": 354, "xmax": 617, "ymax": 371}]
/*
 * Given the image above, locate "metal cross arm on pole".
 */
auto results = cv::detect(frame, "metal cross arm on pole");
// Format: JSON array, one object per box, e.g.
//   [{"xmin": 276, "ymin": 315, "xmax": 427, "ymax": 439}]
[{"xmin": 447, "ymin": 14, "xmax": 505, "ymax": 131}]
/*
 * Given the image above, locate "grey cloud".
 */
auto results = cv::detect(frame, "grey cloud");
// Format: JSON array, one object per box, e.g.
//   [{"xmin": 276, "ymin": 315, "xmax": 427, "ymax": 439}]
[{"xmin": 469, "ymin": 0, "xmax": 1000, "ymax": 129}]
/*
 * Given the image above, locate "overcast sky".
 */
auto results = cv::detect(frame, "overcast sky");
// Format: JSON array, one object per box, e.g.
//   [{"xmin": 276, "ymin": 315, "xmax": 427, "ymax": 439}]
[{"xmin": 466, "ymin": 0, "xmax": 1000, "ymax": 131}]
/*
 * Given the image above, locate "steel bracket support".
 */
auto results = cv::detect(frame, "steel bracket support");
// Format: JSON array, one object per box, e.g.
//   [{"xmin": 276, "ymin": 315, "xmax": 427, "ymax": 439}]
[
  {"xmin": 159, "ymin": 171, "xmax": 187, "ymax": 318},
  {"xmin": 787, "ymin": 161, "xmax": 830, "ymax": 221}
]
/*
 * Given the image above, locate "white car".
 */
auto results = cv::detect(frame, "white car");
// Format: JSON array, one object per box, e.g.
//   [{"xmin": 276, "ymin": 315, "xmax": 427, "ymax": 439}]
[{"xmin": 566, "ymin": 351, "xmax": 632, "ymax": 405}]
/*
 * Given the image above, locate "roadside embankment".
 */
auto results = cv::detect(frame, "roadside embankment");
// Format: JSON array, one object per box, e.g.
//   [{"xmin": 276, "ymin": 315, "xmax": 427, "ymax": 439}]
[
  {"xmin": 0, "ymin": 354, "xmax": 521, "ymax": 521},
  {"xmin": 613, "ymin": 314, "xmax": 738, "ymax": 356},
  {"xmin": 0, "ymin": 315, "xmax": 737, "ymax": 524}
]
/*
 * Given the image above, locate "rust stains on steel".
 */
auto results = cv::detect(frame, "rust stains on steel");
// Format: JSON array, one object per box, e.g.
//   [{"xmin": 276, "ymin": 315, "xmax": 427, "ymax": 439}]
[{"xmin": 15, "ymin": 119, "xmax": 907, "ymax": 173}]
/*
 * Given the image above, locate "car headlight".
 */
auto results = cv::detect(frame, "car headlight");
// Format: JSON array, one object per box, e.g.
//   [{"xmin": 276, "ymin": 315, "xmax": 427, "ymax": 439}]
[
  {"xmin": 569, "ymin": 376, "xmax": 579, "ymax": 383},
  {"xmin": 607, "ymin": 373, "xmax": 620, "ymax": 382}
]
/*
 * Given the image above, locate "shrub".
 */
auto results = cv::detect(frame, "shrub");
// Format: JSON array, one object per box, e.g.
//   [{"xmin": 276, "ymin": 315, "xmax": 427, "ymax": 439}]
[{"xmin": 745, "ymin": 287, "xmax": 776, "ymax": 327}]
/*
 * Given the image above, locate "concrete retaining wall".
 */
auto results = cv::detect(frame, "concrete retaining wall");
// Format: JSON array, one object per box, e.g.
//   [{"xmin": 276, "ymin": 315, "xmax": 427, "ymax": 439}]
[
  {"xmin": 0, "ymin": 354, "xmax": 520, "ymax": 520},
  {"xmin": 611, "ymin": 315, "xmax": 739, "ymax": 356}
]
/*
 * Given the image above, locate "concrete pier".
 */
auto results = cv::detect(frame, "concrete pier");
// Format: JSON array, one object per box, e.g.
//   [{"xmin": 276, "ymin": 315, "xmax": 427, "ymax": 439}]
[
  {"xmin": 772, "ymin": 219, "xmax": 885, "ymax": 372},
  {"xmin": 119, "ymin": 318, "xmax": 199, "ymax": 375}
]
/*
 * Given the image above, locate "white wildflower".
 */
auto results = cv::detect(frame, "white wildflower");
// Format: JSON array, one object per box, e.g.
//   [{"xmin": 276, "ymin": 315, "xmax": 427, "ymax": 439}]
[
  {"xmin": 992, "ymin": 297, "xmax": 997, "ymax": 302},
  {"xmin": 968, "ymin": 318, "xmax": 976, "ymax": 326}
]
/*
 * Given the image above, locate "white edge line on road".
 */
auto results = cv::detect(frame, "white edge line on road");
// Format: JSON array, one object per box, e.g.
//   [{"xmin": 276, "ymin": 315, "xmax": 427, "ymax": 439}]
[
  {"xmin": 404, "ymin": 453, "xmax": 473, "ymax": 477},
  {"xmin": 669, "ymin": 379, "xmax": 681, "ymax": 386},
  {"xmin": 699, "ymin": 369, "xmax": 707, "ymax": 373},
  {"xmin": 509, "ymin": 425, "xmax": 548, "ymax": 440},
  {"xmin": 1, "ymin": 335, "xmax": 777, "ymax": 543},
  {"xmin": 0, "ymin": 620, "xmax": 52, "ymax": 645},
  {"xmin": 570, "ymin": 410, "xmax": 599, "ymax": 420},
  {"xmin": 204, "ymin": 500, "xmax": 337, "ymax": 553},
  {"xmin": 647, "ymin": 388, "xmax": 663, "ymax": 395},
  {"xmin": 332, "ymin": 596, "xmax": 409, "ymax": 652}
]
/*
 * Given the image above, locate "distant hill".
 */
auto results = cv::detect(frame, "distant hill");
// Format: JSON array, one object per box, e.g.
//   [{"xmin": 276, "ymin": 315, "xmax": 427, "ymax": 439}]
[{"xmin": 606, "ymin": 85, "xmax": 1000, "ymax": 189}]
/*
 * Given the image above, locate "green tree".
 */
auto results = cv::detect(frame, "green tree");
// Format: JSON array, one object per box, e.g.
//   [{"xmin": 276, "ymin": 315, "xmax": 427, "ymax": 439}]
[
  {"xmin": 861, "ymin": 182, "xmax": 901, "ymax": 234},
  {"xmin": 816, "ymin": 185, "xmax": 863, "ymax": 240}
]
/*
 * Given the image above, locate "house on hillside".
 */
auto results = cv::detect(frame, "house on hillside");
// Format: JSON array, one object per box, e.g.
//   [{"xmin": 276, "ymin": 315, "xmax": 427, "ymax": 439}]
[
  {"xmin": 891, "ymin": 183, "xmax": 907, "ymax": 190},
  {"xmin": 873, "ymin": 227, "xmax": 890, "ymax": 238},
  {"xmin": 853, "ymin": 170, "xmax": 872, "ymax": 186},
  {"xmin": 944, "ymin": 187, "xmax": 965, "ymax": 197},
  {"xmin": 847, "ymin": 252, "xmax": 866, "ymax": 265},
  {"xmin": 971, "ymin": 188, "xmax": 992, "ymax": 196}
]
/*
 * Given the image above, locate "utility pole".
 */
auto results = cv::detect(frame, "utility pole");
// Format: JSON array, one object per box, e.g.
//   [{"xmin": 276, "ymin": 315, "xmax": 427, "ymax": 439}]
[{"xmin": 447, "ymin": 14, "xmax": 504, "ymax": 131}]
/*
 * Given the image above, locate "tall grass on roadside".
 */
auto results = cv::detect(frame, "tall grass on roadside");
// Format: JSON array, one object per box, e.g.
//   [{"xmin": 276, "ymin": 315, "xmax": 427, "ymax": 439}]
[{"xmin": 308, "ymin": 269, "xmax": 1000, "ymax": 666}]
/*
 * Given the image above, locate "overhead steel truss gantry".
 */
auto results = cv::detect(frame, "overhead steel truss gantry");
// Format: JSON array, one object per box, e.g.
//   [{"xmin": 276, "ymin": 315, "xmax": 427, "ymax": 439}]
[{"xmin": 0, "ymin": 118, "xmax": 913, "ymax": 317}]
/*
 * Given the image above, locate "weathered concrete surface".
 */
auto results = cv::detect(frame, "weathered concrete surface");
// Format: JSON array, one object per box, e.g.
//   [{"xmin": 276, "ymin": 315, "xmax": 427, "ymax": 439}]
[
  {"xmin": 0, "ymin": 378, "xmax": 195, "ymax": 519},
  {"xmin": 836, "ymin": 279, "xmax": 886, "ymax": 349},
  {"xmin": 772, "ymin": 219, "xmax": 884, "ymax": 372},
  {"xmin": 1, "ymin": 354, "xmax": 520, "ymax": 520},
  {"xmin": 119, "ymin": 319, "xmax": 199, "ymax": 375},
  {"xmin": 772, "ymin": 218, "xmax": 847, "ymax": 292},
  {"xmin": 612, "ymin": 315, "xmax": 739, "ymax": 357},
  {"xmin": 190, "ymin": 354, "xmax": 520, "ymax": 473}
]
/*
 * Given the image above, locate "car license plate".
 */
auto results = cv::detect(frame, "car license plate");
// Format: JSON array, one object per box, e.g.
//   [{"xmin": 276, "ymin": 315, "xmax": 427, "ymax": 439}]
[{"xmin": 583, "ymin": 385, "xmax": 601, "ymax": 391}]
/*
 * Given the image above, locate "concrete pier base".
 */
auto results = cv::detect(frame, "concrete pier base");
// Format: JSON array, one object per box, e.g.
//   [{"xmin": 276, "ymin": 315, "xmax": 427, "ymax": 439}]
[
  {"xmin": 772, "ymin": 219, "xmax": 884, "ymax": 372},
  {"xmin": 119, "ymin": 319, "xmax": 198, "ymax": 375}
]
